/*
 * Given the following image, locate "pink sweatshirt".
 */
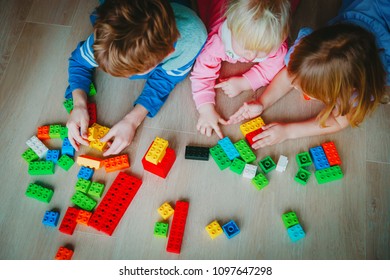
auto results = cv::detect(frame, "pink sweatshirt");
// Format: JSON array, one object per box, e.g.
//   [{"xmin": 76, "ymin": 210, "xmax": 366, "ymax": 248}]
[{"xmin": 190, "ymin": 19, "xmax": 287, "ymax": 109}]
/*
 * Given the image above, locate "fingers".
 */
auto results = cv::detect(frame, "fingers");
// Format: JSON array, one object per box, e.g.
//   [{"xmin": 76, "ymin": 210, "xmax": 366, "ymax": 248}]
[
  {"xmin": 218, "ymin": 117, "xmax": 228, "ymax": 126},
  {"xmin": 80, "ymin": 118, "xmax": 89, "ymax": 139},
  {"xmin": 67, "ymin": 124, "xmax": 88, "ymax": 149},
  {"xmin": 214, "ymin": 81, "xmax": 226, "ymax": 89},
  {"xmin": 99, "ymin": 129, "xmax": 114, "ymax": 143},
  {"xmin": 212, "ymin": 123, "xmax": 223, "ymax": 139}
]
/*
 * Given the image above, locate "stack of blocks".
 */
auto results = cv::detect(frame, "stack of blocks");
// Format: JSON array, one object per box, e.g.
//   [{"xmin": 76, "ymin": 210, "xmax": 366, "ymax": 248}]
[
  {"xmin": 154, "ymin": 202, "xmax": 175, "ymax": 238},
  {"xmin": 282, "ymin": 211, "xmax": 305, "ymax": 242},
  {"xmin": 87, "ymin": 123, "xmax": 110, "ymax": 152}
]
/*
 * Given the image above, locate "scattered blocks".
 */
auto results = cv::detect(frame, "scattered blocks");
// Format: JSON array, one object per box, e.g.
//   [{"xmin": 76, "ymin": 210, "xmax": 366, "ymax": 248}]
[
  {"xmin": 55, "ymin": 246, "xmax": 74, "ymax": 260},
  {"xmin": 77, "ymin": 166, "xmax": 94, "ymax": 180},
  {"xmin": 22, "ymin": 148, "xmax": 39, "ymax": 163},
  {"xmin": 154, "ymin": 222, "xmax": 169, "ymax": 238},
  {"xmin": 251, "ymin": 173, "xmax": 269, "ymax": 190},
  {"xmin": 25, "ymin": 183, "xmax": 53, "ymax": 203},
  {"xmin": 222, "ymin": 220, "xmax": 240, "ymax": 239},
  {"xmin": 321, "ymin": 142, "xmax": 341, "ymax": 166},
  {"xmin": 166, "ymin": 200, "xmax": 189, "ymax": 254},
  {"xmin": 103, "ymin": 154, "xmax": 130, "ymax": 173},
  {"xmin": 28, "ymin": 161, "xmax": 55, "ymax": 175},
  {"xmin": 218, "ymin": 137, "xmax": 239, "ymax": 160},
  {"xmin": 185, "ymin": 146, "xmax": 209, "ymax": 161},
  {"xmin": 74, "ymin": 178, "xmax": 91, "ymax": 193},
  {"xmin": 46, "ymin": 150, "xmax": 60, "ymax": 163},
  {"xmin": 87, "ymin": 182, "xmax": 105, "ymax": 198},
  {"xmin": 59, "ymin": 207, "xmax": 80, "ymax": 235},
  {"xmin": 243, "ymin": 164, "xmax": 257, "ymax": 179},
  {"xmin": 276, "ymin": 155, "xmax": 288, "ymax": 172},
  {"xmin": 42, "ymin": 211, "xmax": 60, "ymax": 227},
  {"xmin": 205, "ymin": 220, "xmax": 223, "ymax": 240},
  {"xmin": 76, "ymin": 155, "xmax": 102, "ymax": 169},
  {"xmin": 240, "ymin": 116, "xmax": 265, "ymax": 136},
  {"xmin": 234, "ymin": 139, "xmax": 256, "ymax": 163},
  {"xmin": 26, "ymin": 136, "xmax": 48, "ymax": 158},
  {"xmin": 294, "ymin": 168, "xmax": 311, "ymax": 185},
  {"xmin": 71, "ymin": 191, "xmax": 97, "ymax": 211},
  {"xmin": 57, "ymin": 154, "xmax": 74, "ymax": 171},
  {"xmin": 259, "ymin": 156, "xmax": 276, "ymax": 174},
  {"xmin": 296, "ymin": 152, "xmax": 312, "ymax": 168},
  {"xmin": 230, "ymin": 158, "xmax": 245, "ymax": 175},
  {"xmin": 309, "ymin": 146, "xmax": 330, "ymax": 170},
  {"xmin": 315, "ymin": 165, "xmax": 343, "ymax": 184},
  {"xmin": 145, "ymin": 137, "xmax": 168, "ymax": 165},
  {"xmin": 209, "ymin": 144, "xmax": 231, "ymax": 170},
  {"xmin": 62, "ymin": 138, "xmax": 75, "ymax": 157},
  {"xmin": 158, "ymin": 202, "xmax": 174, "ymax": 220}
]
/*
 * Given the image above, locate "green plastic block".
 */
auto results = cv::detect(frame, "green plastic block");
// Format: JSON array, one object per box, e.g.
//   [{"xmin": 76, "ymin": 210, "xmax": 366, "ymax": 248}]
[
  {"xmin": 63, "ymin": 98, "xmax": 74, "ymax": 114},
  {"xmin": 296, "ymin": 152, "xmax": 312, "ymax": 167},
  {"xmin": 49, "ymin": 124, "xmax": 62, "ymax": 139},
  {"xmin": 251, "ymin": 173, "xmax": 269, "ymax": 190},
  {"xmin": 230, "ymin": 158, "xmax": 246, "ymax": 174},
  {"xmin": 315, "ymin": 165, "xmax": 343, "ymax": 184},
  {"xmin": 87, "ymin": 182, "xmax": 105, "ymax": 198},
  {"xmin": 28, "ymin": 161, "xmax": 55, "ymax": 175},
  {"xmin": 60, "ymin": 126, "xmax": 68, "ymax": 140},
  {"xmin": 22, "ymin": 148, "xmax": 39, "ymax": 163},
  {"xmin": 294, "ymin": 168, "xmax": 311, "ymax": 185},
  {"xmin": 154, "ymin": 222, "xmax": 168, "ymax": 238},
  {"xmin": 25, "ymin": 183, "xmax": 53, "ymax": 203},
  {"xmin": 210, "ymin": 144, "xmax": 231, "ymax": 170},
  {"xmin": 282, "ymin": 211, "xmax": 299, "ymax": 229},
  {"xmin": 75, "ymin": 178, "xmax": 91, "ymax": 193},
  {"xmin": 58, "ymin": 154, "xmax": 74, "ymax": 171},
  {"xmin": 259, "ymin": 156, "xmax": 276, "ymax": 173},
  {"xmin": 89, "ymin": 83, "xmax": 97, "ymax": 96},
  {"xmin": 234, "ymin": 139, "xmax": 256, "ymax": 163},
  {"xmin": 71, "ymin": 191, "xmax": 97, "ymax": 211}
]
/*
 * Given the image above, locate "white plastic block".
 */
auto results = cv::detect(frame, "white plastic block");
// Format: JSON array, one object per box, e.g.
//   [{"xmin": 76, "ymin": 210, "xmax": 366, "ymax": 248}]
[
  {"xmin": 276, "ymin": 155, "xmax": 288, "ymax": 172},
  {"xmin": 243, "ymin": 164, "xmax": 257, "ymax": 179},
  {"xmin": 26, "ymin": 135, "xmax": 48, "ymax": 158}
]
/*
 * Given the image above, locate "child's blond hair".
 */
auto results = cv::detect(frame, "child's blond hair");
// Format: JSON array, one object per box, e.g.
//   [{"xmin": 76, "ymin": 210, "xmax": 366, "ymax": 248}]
[{"xmin": 226, "ymin": 0, "xmax": 290, "ymax": 54}]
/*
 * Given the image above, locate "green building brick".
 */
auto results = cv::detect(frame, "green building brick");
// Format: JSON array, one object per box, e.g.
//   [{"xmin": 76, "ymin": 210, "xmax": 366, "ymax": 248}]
[
  {"xmin": 154, "ymin": 222, "xmax": 168, "ymax": 238},
  {"xmin": 259, "ymin": 156, "xmax": 276, "ymax": 173},
  {"xmin": 251, "ymin": 173, "xmax": 269, "ymax": 190},
  {"xmin": 28, "ymin": 161, "xmax": 55, "ymax": 175},
  {"xmin": 63, "ymin": 98, "xmax": 74, "ymax": 114},
  {"xmin": 57, "ymin": 154, "xmax": 74, "ymax": 171},
  {"xmin": 315, "ymin": 165, "xmax": 343, "ymax": 184},
  {"xmin": 22, "ymin": 148, "xmax": 39, "ymax": 163},
  {"xmin": 210, "ymin": 144, "xmax": 231, "ymax": 170},
  {"xmin": 296, "ymin": 152, "xmax": 312, "ymax": 167},
  {"xmin": 234, "ymin": 139, "xmax": 256, "ymax": 163},
  {"xmin": 60, "ymin": 126, "xmax": 68, "ymax": 140},
  {"xmin": 282, "ymin": 211, "xmax": 300, "ymax": 229},
  {"xmin": 25, "ymin": 183, "xmax": 53, "ymax": 203},
  {"xmin": 89, "ymin": 83, "xmax": 97, "ymax": 96},
  {"xmin": 75, "ymin": 178, "xmax": 92, "ymax": 193},
  {"xmin": 49, "ymin": 124, "xmax": 62, "ymax": 139},
  {"xmin": 294, "ymin": 168, "xmax": 311, "ymax": 185},
  {"xmin": 230, "ymin": 158, "xmax": 246, "ymax": 174},
  {"xmin": 71, "ymin": 191, "xmax": 97, "ymax": 211},
  {"xmin": 87, "ymin": 182, "xmax": 105, "ymax": 198}
]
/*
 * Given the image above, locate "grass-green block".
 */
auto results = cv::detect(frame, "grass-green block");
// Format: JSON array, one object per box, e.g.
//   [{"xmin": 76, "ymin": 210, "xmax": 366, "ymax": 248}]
[
  {"xmin": 89, "ymin": 83, "xmax": 97, "ymax": 96},
  {"xmin": 87, "ymin": 182, "xmax": 105, "ymax": 198},
  {"xmin": 154, "ymin": 222, "xmax": 168, "ymax": 238},
  {"xmin": 315, "ymin": 165, "xmax": 343, "ymax": 184},
  {"xmin": 251, "ymin": 173, "xmax": 269, "ymax": 190},
  {"xmin": 234, "ymin": 139, "xmax": 256, "ymax": 163},
  {"xmin": 28, "ymin": 161, "xmax": 55, "ymax": 175},
  {"xmin": 71, "ymin": 191, "xmax": 97, "ymax": 211},
  {"xmin": 49, "ymin": 124, "xmax": 62, "ymax": 139},
  {"xmin": 57, "ymin": 154, "xmax": 74, "ymax": 171},
  {"xmin": 294, "ymin": 168, "xmax": 311, "ymax": 185},
  {"xmin": 60, "ymin": 126, "xmax": 68, "ymax": 140},
  {"xmin": 75, "ymin": 178, "xmax": 91, "ymax": 193},
  {"xmin": 230, "ymin": 158, "xmax": 245, "ymax": 174},
  {"xmin": 25, "ymin": 183, "xmax": 53, "ymax": 203},
  {"xmin": 296, "ymin": 152, "xmax": 312, "ymax": 167},
  {"xmin": 22, "ymin": 148, "xmax": 39, "ymax": 163},
  {"xmin": 210, "ymin": 144, "xmax": 231, "ymax": 170},
  {"xmin": 63, "ymin": 98, "xmax": 73, "ymax": 114},
  {"xmin": 259, "ymin": 156, "xmax": 276, "ymax": 173},
  {"xmin": 282, "ymin": 211, "xmax": 299, "ymax": 229}
]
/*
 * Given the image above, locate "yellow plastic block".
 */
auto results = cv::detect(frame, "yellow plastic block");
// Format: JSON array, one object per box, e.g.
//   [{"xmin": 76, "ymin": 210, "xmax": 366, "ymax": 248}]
[
  {"xmin": 90, "ymin": 140, "xmax": 107, "ymax": 152},
  {"xmin": 76, "ymin": 155, "xmax": 102, "ymax": 169},
  {"xmin": 145, "ymin": 137, "xmax": 168, "ymax": 165},
  {"xmin": 157, "ymin": 202, "xmax": 174, "ymax": 220},
  {"xmin": 205, "ymin": 220, "xmax": 223, "ymax": 239},
  {"xmin": 240, "ymin": 116, "xmax": 265, "ymax": 136}
]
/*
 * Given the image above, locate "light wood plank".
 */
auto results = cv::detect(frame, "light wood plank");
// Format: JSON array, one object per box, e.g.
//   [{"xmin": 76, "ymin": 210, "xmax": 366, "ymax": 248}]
[{"xmin": 27, "ymin": 0, "xmax": 80, "ymax": 26}]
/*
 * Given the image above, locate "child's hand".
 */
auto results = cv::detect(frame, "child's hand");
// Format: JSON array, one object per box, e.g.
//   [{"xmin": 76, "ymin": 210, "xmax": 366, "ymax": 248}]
[
  {"xmin": 228, "ymin": 101, "xmax": 263, "ymax": 124},
  {"xmin": 66, "ymin": 104, "xmax": 90, "ymax": 150},
  {"xmin": 251, "ymin": 123, "xmax": 289, "ymax": 149},
  {"xmin": 197, "ymin": 104, "xmax": 227, "ymax": 138},
  {"xmin": 214, "ymin": 76, "xmax": 251, "ymax": 97}
]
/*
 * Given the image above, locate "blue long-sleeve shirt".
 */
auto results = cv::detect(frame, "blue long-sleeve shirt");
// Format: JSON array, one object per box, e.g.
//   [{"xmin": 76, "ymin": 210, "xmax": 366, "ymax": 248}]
[{"xmin": 65, "ymin": 3, "xmax": 207, "ymax": 117}]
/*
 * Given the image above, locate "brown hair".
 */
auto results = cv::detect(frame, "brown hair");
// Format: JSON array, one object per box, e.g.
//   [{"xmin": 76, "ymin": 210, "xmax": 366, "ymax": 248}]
[
  {"xmin": 93, "ymin": 0, "xmax": 179, "ymax": 77},
  {"xmin": 288, "ymin": 24, "xmax": 386, "ymax": 127}
]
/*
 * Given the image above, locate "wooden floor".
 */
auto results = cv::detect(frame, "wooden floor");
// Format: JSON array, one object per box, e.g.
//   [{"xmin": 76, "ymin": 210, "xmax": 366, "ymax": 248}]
[{"xmin": 0, "ymin": 0, "xmax": 389, "ymax": 260}]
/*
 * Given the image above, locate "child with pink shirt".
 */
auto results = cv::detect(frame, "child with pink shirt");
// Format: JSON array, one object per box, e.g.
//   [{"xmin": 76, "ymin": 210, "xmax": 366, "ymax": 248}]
[{"xmin": 190, "ymin": 0, "xmax": 292, "ymax": 138}]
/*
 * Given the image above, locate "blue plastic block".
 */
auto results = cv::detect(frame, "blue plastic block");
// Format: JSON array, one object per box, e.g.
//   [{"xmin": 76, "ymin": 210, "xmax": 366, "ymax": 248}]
[
  {"xmin": 42, "ymin": 211, "xmax": 60, "ymax": 227},
  {"xmin": 309, "ymin": 146, "xmax": 330, "ymax": 170},
  {"xmin": 62, "ymin": 137, "xmax": 75, "ymax": 157},
  {"xmin": 46, "ymin": 150, "xmax": 60, "ymax": 163},
  {"xmin": 218, "ymin": 137, "xmax": 239, "ymax": 161},
  {"xmin": 77, "ymin": 166, "xmax": 94, "ymax": 180},
  {"xmin": 287, "ymin": 224, "xmax": 305, "ymax": 242},
  {"xmin": 222, "ymin": 220, "xmax": 240, "ymax": 239}
]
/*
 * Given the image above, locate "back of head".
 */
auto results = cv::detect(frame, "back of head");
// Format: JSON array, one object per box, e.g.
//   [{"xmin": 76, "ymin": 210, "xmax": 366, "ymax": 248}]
[
  {"xmin": 288, "ymin": 24, "xmax": 386, "ymax": 127},
  {"xmin": 93, "ymin": 0, "xmax": 179, "ymax": 77},
  {"xmin": 226, "ymin": 0, "xmax": 290, "ymax": 54}
]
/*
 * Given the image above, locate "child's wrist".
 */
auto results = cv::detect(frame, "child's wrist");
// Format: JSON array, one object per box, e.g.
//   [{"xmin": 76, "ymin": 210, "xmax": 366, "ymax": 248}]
[{"xmin": 72, "ymin": 89, "xmax": 88, "ymax": 106}]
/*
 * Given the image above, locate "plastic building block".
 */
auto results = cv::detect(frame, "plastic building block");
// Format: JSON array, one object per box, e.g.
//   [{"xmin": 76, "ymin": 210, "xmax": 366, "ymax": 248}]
[
  {"xmin": 251, "ymin": 173, "xmax": 269, "ymax": 190},
  {"xmin": 57, "ymin": 154, "xmax": 74, "ymax": 171},
  {"xmin": 22, "ymin": 148, "xmax": 39, "ymax": 163},
  {"xmin": 63, "ymin": 98, "xmax": 73, "ymax": 113},
  {"xmin": 205, "ymin": 220, "xmax": 223, "ymax": 239},
  {"xmin": 218, "ymin": 137, "xmax": 240, "ymax": 160},
  {"xmin": 315, "ymin": 165, "xmax": 343, "ymax": 184},
  {"xmin": 77, "ymin": 166, "xmax": 94, "ymax": 180},
  {"xmin": 49, "ymin": 124, "xmax": 62, "ymax": 139},
  {"xmin": 75, "ymin": 178, "xmax": 92, "ymax": 193},
  {"xmin": 245, "ymin": 127, "xmax": 263, "ymax": 146},
  {"xmin": 87, "ymin": 181, "xmax": 105, "ymax": 198},
  {"xmin": 60, "ymin": 126, "xmax": 68, "ymax": 140},
  {"xmin": 88, "ymin": 172, "xmax": 142, "ymax": 235},
  {"xmin": 294, "ymin": 168, "xmax": 311, "ymax": 185},
  {"xmin": 234, "ymin": 139, "xmax": 256, "ymax": 163},
  {"xmin": 59, "ymin": 207, "xmax": 80, "ymax": 235},
  {"xmin": 276, "ymin": 155, "xmax": 288, "ymax": 172},
  {"xmin": 158, "ymin": 202, "xmax": 174, "ymax": 220},
  {"xmin": 55, "ymin": 247, "xmax": 74, "ymax": 260},
  {"xmin": 154, "ymin": 222, "xmax": 169, "ymax": 238},
  {"xmin": 42, "ymin": 211, "xmax": 59, "ymax": 227},
  {"xmin": 209, "ymin": 144, "xmax": 231, "ymax": 170},
  {"xmin": 142, "ymin": 146, "xmax": 176, "ymax": 178},
  {"xmin": 61, "ymin": 137, "xmax": 75, "ymax": 157},
  {"xmin": 28, "ymin": 161, "xmax": 55, "ymax": 175},
  {"xmin": 296, "ymin": 152, "xmax": 312, "ymax": 168},
  {"xmin": 71, "ymin": 191, "xmax": 97, "ymax": 211},
  {"xmin": 282, "ymin": 212, "xmax": 299, "ymax": 229},
  {"xmin": 145, "ymin": 137, "xmax": 168, "ymax": 165},
  {"xmin": 76, "ymin": 210, "xmax": 92, "ymax": 225},
  {"xmin": 309, "ymin": 146, "xmax": 330, "ymax": 170},
  {"xmin": 87, "ymin": 103, "xmax": 97, "ymax": 126},
  {"xmin": 76, "ymin": 155, "xmax": 102, "ymax": 169},
  {"xmin": 103, "ymin": 154, "xmax": 130, "ymax": 173},
  {"xmin": 243, "ymin": 164, "xmax": 257, "ymax": 179},
  {"xmin": 321, "ymin": 141, "xmax": 341, "ymax": 166},
  {"xmin": 90, "ymin": 140, "xmax": 107, "ymax": 152},
  {"xmin": 89, "ymin": 82, "xmax": 97, "ymax": 96},
  {"xmin": 222, "ymin": 220, "xmax": 240, "ymax": 239},
  {"xmin": 26, "ymin": 136, "xmax": 48, "ymax": 158},
  {"xmin": 37, "ymin": 125, "xmax": 50, "ymax": 140},
  {"xmin": 287, "ymin": 224, "xmax": 305, "ymax": 242},
  {"xmin": 259, "ymin": 156, "xmax": 276, "ymax": 174},
  {"xmin": 185, "ymin": 146, "xmax": 209, "ymax": 161},
  {"xmin": 230, "ymin": 158, "xmax": 245, "ymax": 174},
  {"xmin": 166, "ymin": 201, "xmax": 189, "ymax": 254},
  {"xmin": 25, "ymin": 183, "xmax": 53, "ymax": 203},
  {"xmin": 46, "ymin": 150, "xmax": 60, "ymax": 163},
  {"xmin": 240, "ymin": 116, "xmax": 265, "ymax": 136}
]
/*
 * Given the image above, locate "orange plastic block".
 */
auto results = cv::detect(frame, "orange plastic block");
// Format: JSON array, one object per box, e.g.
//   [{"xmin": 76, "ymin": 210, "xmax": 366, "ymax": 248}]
[
  {"xmin": 55, "ymin": 246, "xmax": 74, "ymax": 260},
  {"xmin": 145, "ymin": 137, "xmax": 168, "ymax": 165},
  {"xmin": 76, "ymin": 210, "xmax": 92, "ymax": 225},
  {"xmin": 37, "ymin": 126, "xmax": 50, "ymax": 140},
  {"xmin": 321, "ymin": 141, "xmax": 342, "ymax": 166},
  {"xmin": 240, "ymin": 116, "xmax": 265, "ymax": 136},
  {"xmin": 103, "ymin": 154, "xmax": 130, "ymax": 172},
  {"xmin": 76, "ymin": 155, "xmax": 102, "ymax": 169},
  {"xmin": 158, "ymin": 202, "xmax": 174, "ymax": 220}
]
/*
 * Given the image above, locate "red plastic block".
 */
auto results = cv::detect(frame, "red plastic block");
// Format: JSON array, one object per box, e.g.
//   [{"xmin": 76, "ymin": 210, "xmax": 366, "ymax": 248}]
[
  {"xmin": 87, "ymin": 103, "xmax": 97, "ymax": 126},
  {"xmin": 166, "ymin": 201, "xmax": 189, "ymax": 254},
  {"xmin": 88, "ymin": 172, "xmax": 142, "ymax": 235},
  {"xmin": 103, "ymin": 154, "xmax": 130, "ymax": 173},
  {"xmin": 245, "ymin": 128, "xmax": 263, "ymax": 146},
  {"xmin": 321, "ymin": 141, "xmax": 341, "ymax": 166},
  {"xmin": 55, "ymin": 246, "xmax": 74, "ymax": 260},
  {"xmin": 37, "ymin": 126, "xmax": 50, "ymax": 140},
  {"xmin": 58, "ymin": 207, "xmax": 80, "ymax": 235},
  {"xmin": 142, "ymin": 146, "xmax": 176, "ymax": 179}
]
